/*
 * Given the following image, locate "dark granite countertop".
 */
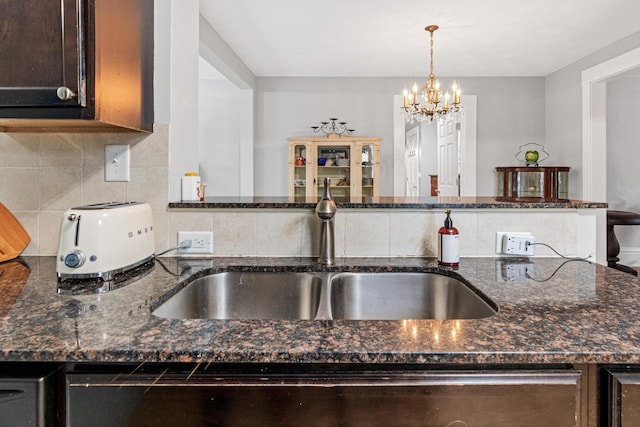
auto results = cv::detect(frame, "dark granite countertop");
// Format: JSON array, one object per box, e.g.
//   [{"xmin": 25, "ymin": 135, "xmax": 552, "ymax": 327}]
[
  {"xmin": 0, "ymin": 256, "xmax": 637, "ymax": 365},
  {"xmin": 169, "ymin": 196, "xmax": 607, "ymax": 209}
]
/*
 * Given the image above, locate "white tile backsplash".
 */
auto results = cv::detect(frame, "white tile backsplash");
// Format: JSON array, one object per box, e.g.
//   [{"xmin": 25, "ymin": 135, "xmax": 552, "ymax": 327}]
[
  {"xmin": 197, "ymin": 208, "xmax": 591, "ymax": 259},
  {"xmin": 300, "ymin": 211, "xmax": 319, "ymax": 257},
  {"xmin": 81, "ymin": 169, "xmax": 127, "ymax": 205},
  {"xmin": 344, "ymin": 210, "xmax": 390, "ymax": 257},
  {"xmin": 38, "ymin": 212, "xmax": 64, "ymax": 256},
  {"xmin": 389, "ymin": 210, "xmax": 433, "ymax": 257},
  {"xmin": 257, "ymin": 211, "xmax": 304, "ymax": 256},
  {"xmin": 0, "ymin": 168, "xmax": 40, "ymax": 211},
  {"xmin": 12, "ymin": 211, "xmax": 37, "ymax": 255},
  {"xmin": 127, "ymin": 167, "xmax": 169, "ymax": 212},
  {"xmin": 39, "ymin": 167, "xmax": 83, "ymax": 211},
  {"xmin": 0, "ymin": 135, "xmax": 39, "ymax": 167},
  {"xmin": 39, "ymin": 135, "xmax": 83, "ymax": 168},
  {"xmin": 212, "ymin": 211, "xmax": 257, "ymax": 256}
]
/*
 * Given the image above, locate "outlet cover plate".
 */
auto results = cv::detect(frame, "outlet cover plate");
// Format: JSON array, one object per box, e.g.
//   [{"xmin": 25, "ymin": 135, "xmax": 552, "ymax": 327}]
[
  {"xmin": 178, "ymin": 231, "xmax": 213, "ymax": 254},
  {"xmin": 496, "ymin": 231, "xmax": 535, "ymax": 255}
]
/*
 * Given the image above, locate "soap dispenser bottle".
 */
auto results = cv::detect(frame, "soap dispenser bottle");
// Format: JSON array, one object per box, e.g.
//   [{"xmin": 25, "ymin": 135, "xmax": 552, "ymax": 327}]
[{"xmin": 438, "ymin": 209, "xmax": 459, "ymax": 267}]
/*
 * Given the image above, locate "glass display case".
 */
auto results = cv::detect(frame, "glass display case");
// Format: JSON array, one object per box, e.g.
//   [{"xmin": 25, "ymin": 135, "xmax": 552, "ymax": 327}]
[
  {"xmin": 495, "ymin": 166, "xmax": 570, "ymax": 201},
  {"xmin": 288, "ymin": 135, "xmax": 381, "ymax": 202}
]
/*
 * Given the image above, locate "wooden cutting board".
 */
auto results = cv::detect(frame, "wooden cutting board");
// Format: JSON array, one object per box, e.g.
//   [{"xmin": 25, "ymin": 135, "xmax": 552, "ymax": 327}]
[{"xmin": 0, "ymin": 203, "xmax": 31, "ymax": 262}]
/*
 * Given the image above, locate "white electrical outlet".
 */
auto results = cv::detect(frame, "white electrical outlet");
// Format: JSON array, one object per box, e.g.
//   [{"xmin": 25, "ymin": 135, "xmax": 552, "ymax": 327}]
[
  {"xmin": 496, "ymin": 232, "xmax": 536, "ymax": 256},
  {"xmin": 105, "ymin": 144, "xmax": 130, "ymax": 182},
  {"xmin": 178, "ymin": 231, "xmax": 213, "ymax": 254}
]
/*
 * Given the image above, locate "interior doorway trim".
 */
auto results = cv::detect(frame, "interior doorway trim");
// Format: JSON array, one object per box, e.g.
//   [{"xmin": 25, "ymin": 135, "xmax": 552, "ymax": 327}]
[
  {"xmin": 582, "ymin": 46, "xmax": 640, "ymax": 265},
  {"xmin": 393, "ymin": 95, "xmax": 477, "ymax": 197},
  {"xmin": 582, "ymin": 46, "xmax": 640, "ymax": 202}
]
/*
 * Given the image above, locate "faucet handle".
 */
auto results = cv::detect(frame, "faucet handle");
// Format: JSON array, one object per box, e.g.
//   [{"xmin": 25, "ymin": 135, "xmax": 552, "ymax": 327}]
[
  {"xmin": 322, "ymin": 177, "xmax": 332, "ymax": 200},
  {"xmin": 316, "ymin": 178, "xmax": 336, "ymax": 220}
]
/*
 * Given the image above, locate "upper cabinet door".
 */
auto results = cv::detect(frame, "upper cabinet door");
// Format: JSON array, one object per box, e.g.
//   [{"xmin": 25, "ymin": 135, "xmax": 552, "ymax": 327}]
[
  {"xmin": 0, "ymin": 0, "xmax": 85, "ymax": 107},
  {"xmin": 0, "ymin": 0, "xmax": 153, "ymax": 132}
]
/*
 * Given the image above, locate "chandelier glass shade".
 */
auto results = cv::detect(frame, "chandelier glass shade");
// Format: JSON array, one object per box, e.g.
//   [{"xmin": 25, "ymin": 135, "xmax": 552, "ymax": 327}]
[{"xmin": 401, "ymin": 25, "xmax": 462, "ymax": 123}]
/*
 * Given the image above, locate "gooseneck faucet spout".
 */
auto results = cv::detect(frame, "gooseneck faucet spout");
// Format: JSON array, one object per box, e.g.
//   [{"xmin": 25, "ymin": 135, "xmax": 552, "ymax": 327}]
[{"xmin": 316, "ymin": 178, "xmax": 337, "ymax": 265}]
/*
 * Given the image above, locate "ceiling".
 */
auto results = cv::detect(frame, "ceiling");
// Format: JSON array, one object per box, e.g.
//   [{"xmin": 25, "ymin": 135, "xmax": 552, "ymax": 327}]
[{"xmin": 199, "ymin": 0, "xmax": 640, "ymax": 78}]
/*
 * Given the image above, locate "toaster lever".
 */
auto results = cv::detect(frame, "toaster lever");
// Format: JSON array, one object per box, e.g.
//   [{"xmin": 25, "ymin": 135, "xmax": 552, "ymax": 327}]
[{"xmin": 67, "ymin": 214, "xmax": 81, "ymax": 246}]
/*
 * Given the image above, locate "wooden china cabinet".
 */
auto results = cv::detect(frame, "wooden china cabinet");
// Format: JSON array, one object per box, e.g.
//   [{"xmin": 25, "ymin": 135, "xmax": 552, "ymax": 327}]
[{"xmin": 288, "ymin": 134, "xmax": 381, "ymax": 202}]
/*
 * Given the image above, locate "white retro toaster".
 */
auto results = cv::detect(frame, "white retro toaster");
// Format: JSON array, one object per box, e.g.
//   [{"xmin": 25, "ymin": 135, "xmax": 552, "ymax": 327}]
[{"xmin": 56, "ymin": 202, "xmax": 155, "ymax": 283}]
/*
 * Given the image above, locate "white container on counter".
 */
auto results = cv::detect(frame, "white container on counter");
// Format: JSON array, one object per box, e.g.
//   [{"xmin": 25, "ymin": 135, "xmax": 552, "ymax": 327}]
[{"xmin": 181, "ymin": 173, "xmax": 201, "ymax": 201}]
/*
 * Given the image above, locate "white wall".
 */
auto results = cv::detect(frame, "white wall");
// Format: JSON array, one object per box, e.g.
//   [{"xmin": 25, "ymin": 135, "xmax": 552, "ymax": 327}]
[
  {"xmin": 165, "ymin": 0, "xmax": 200, "ymax": 202},
  {"xmin": 255, "ymin": 78, "xmax": 396, "ymax": 196},
  {"xmin": 545, "ymin": 31, "xmax": 640, "ymax": 200},
  {"xmin": 198, "ymin": 78, "xmax": 242, "ymax": 196},
  {"xmin": 199, "ymin": 16, "xmax": 256, "ymax": 91},
  {"xmin": 253, "ymin": 77, "xmax": 544, "ymax": 197},
  {"xmin": 467, "ymin": 78, "xmax": 546, "ymax": 195}
]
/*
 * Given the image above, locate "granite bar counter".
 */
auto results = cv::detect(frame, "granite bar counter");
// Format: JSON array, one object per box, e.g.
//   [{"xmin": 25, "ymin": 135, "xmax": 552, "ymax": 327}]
[
  {"xmin": 0, "ymin": 256, "xmax": 638, "ymax": 365},
  {"xmin": 169, "ymin": 196, "xmax": 607, "ymax": 210}
]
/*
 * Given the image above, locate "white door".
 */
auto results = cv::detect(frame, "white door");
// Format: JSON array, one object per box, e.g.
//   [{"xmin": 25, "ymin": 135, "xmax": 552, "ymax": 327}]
[
  {"xmin": 437, "ymin": 115, "xmax": 459, "ymax": 197},
  {"xmin": 405, "ymin": 127, "xmax": 420, "ymax": 197}
]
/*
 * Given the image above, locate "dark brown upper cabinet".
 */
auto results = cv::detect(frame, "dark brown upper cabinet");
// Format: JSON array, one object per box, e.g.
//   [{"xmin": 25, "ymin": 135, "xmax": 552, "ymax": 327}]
[{"xmin": 0, "ymin": 0, "xmax": 153, "ymax": 132}]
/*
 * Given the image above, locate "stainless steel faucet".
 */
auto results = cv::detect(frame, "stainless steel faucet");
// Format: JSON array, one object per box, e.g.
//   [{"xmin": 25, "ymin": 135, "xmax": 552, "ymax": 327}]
[{"xmin": 316, "ymin": 178, "xmax": 337, "ymax": 265}]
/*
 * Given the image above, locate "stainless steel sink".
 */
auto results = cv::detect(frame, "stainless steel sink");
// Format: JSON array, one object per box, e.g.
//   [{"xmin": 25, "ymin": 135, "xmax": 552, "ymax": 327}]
[
  {"xmin": 153, "ymin": 271, "xmax": 497, "ymax": 321},
  {"xmin": 329, "ymin": 272, "xmax": 497, "ymax": 320},
  {"xmin": 152, "ymin": 272, "xmax": 322, "ymax": 320}
]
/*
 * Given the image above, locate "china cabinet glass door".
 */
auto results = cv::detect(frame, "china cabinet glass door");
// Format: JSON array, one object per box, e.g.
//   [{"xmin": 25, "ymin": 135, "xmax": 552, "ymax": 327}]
[
  {"xmin": 360, "ymin": 143, "xmax": 375, "ymax": 200},
  {"xmin": 291, "ymin": 143, "xmax": 311, "ymax": 202},
  {"xmin": 316, "ymin": 144, "xmax": 351, "ymax": 200}
]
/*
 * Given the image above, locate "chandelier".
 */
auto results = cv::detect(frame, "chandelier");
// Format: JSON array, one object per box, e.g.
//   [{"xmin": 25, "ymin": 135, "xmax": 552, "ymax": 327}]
[{"xmin": 401, "ymin": 25, "xmax": 462, "ymax": 123}]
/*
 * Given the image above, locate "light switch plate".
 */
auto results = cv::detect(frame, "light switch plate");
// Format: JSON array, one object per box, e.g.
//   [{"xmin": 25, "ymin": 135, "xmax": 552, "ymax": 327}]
[{"xmin": 105, "ymin": 144, "xmax": 130, "ymax": 182}]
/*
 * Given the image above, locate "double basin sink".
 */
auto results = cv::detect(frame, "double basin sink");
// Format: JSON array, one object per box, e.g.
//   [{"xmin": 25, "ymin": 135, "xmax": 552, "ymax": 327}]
[{"xmin": 153, "ymin": 271, "xmax": 497, "ymax": 321}]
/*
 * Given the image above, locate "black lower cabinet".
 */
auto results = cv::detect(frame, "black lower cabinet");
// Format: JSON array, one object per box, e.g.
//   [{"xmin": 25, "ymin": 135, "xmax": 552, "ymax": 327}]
[
  {"xmin": 65, "ymin": 367, "xmax": 581, "ymax": 427},
  {"xmin": 0, "ymin": 365, "xmax": 56, "ymax": 427}
]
